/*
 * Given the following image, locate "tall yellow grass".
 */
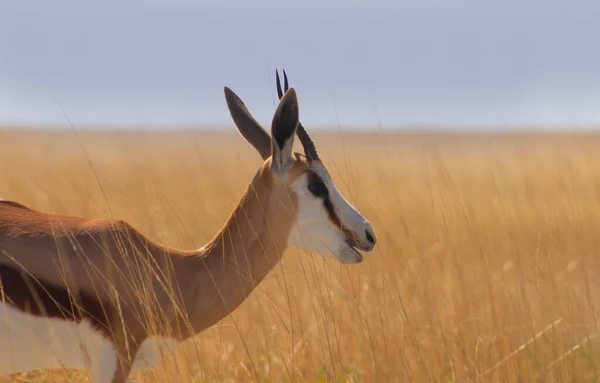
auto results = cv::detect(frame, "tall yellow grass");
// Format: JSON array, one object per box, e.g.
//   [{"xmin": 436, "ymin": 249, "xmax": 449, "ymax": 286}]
[{"xmin": 1, "ymin": 129, "xmax": 600, "ymax": 382}]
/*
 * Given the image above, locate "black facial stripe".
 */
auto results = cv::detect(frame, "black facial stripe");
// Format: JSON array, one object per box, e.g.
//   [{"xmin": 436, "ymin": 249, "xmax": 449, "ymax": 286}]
[
  {"xmin": 323, "ymin": 196, "xmax": 341, "ymax": 228},
  {"xmin": 305, "ymin": 170, "xmax": 356, "ymax": 241},
  {"xmin": 306, "ymin": 170, "xmax": 329, "ymax": 198}
]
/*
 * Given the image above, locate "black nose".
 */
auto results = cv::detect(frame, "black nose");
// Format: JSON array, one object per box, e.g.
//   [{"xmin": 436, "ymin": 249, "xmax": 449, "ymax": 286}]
[{"xmin": 365, "ymin": 230, "xmax": 375, "ymax": 244}]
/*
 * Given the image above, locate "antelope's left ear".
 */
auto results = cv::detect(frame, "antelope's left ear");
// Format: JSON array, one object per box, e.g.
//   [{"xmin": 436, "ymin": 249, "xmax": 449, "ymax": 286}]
[
  {"xmin": 270, "ymin": 88, "xmax": 299, "ymax": 174},
  {"xmin": 224, "ymin": 86, "xmax": 271, "ymax": 160}
]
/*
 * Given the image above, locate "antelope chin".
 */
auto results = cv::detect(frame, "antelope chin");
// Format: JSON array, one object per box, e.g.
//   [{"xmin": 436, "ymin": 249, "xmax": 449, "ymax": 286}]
[{"xmin": 338, "ymin": 242, "xmax": 364, "ymax": 264}]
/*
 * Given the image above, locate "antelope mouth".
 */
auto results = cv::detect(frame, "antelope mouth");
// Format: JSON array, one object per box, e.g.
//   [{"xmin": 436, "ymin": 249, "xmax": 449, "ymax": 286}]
[
  {"xmin": 344, "ymin": 240, "xmax": 366, "ymax": 263},
  {"xmin": 347, "ymin": 237, "xmax": 374, "ymax": 252}
]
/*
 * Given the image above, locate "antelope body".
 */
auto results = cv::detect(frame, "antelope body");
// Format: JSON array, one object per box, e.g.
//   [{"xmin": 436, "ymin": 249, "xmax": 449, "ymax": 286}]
[{"xmin": 0, "ymin": 73, "xmax": 376, "ymax": 382}]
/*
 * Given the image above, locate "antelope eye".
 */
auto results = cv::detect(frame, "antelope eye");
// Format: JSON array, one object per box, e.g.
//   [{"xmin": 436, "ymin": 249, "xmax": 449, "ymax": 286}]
[{"xmin": 308, "ymin": 179, "xmax": 328, "ymax": 198}]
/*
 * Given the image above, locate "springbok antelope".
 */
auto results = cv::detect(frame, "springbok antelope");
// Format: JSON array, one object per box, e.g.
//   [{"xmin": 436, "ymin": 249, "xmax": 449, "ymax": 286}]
[{"xmin": 0, "ymin": 71, "xmax": 377, "ymax": 383}]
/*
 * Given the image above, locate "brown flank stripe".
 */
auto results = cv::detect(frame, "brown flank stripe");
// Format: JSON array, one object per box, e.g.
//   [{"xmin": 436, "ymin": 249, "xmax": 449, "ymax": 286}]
[{"xmin": 0, "ymin": 263, "xmax": 113, "ymax": 338}]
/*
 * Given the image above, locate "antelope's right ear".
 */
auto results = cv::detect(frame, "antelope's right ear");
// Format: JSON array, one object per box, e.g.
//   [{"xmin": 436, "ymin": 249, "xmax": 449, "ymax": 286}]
[
  {"xmin": 224, "ymin": 86, "xmax": 271, "ymax": 160},
  {"xmin": 270, "ymin": 88, "xmax": 299, "ymax": 174}
]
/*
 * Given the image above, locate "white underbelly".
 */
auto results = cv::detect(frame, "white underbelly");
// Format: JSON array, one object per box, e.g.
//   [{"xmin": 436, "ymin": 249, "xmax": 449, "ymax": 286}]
[{"xmin": 0, "ymin": 305, "xmax": 179, "ymax": 381}]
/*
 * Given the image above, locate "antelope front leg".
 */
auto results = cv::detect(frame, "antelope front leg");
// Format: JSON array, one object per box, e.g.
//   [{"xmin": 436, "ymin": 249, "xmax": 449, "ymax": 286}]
[
  {"xmin": 110, "ymin": 355, "xmax": 134, "ymax": 383},
  {"xmin": 82, "ymin": 344, "xmax": 120, "ymax": 383}
]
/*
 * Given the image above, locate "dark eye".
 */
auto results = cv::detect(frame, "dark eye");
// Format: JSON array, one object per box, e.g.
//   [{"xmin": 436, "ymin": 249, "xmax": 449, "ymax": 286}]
[{"xmin": 308, "ymin": 179, "xmax": 328, "ymax": 198}]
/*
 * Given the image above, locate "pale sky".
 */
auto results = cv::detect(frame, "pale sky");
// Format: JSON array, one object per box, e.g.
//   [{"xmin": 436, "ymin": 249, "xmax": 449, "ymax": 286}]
[{"xmin": 1, "ymin": 0, "xmax": 599, "ymax": 129}]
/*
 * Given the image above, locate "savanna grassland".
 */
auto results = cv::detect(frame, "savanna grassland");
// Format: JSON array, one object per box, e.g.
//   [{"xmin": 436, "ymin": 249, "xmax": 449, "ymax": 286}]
[{"xmin": 1, "ymin": 128, "xmax": 600, "ymax": 382}]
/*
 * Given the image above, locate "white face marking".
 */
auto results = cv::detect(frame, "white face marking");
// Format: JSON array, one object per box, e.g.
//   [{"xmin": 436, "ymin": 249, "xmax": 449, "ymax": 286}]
[
  {"xmin": 287, "ymin": 162, "xmax": 376, "ymax": 264},
  {"xmin": 0, "ymin": 304, "xmax": 178, "ymax": 380}
]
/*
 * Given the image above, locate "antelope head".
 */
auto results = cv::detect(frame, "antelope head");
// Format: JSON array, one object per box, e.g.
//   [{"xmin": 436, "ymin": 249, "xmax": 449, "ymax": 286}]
[{"xmin": 224, "ymin": 70, "xmax": 376, "ymax": 264}]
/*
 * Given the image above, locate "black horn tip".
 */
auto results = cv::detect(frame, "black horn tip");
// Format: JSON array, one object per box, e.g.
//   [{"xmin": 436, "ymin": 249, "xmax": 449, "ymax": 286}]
[
  {"xmin": 276, "ymin": 69, "xmax": 283, "ymax": 100},
  {"xmin": 283, "ymin": 69, "xmax": 289, "ymax": 92}
]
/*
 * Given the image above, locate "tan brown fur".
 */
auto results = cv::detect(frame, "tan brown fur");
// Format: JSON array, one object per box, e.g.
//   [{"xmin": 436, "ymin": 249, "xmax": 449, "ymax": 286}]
[{"xmin": 0, "ymin": 157, "xmax": 310, "ymax": 382}]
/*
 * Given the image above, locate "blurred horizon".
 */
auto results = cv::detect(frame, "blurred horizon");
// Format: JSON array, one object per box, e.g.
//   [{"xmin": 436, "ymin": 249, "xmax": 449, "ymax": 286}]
[{"xmin": 2, "ymin": 0, "xmax": 600, "ymax": 130}]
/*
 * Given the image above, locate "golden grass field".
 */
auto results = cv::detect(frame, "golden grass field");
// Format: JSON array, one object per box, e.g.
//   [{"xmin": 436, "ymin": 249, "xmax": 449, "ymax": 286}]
[{"xmin": 1, "ymin": 128, "xmax": 600, "ymax": 382}]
